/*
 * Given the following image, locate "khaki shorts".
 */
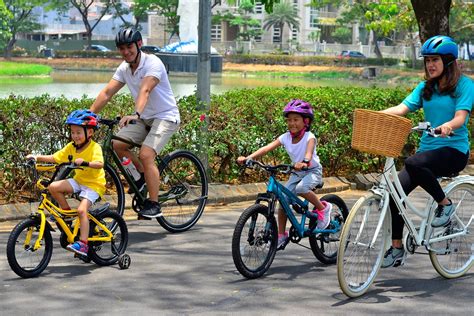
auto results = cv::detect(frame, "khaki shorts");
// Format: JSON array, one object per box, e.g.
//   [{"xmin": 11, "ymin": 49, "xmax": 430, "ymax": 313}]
[{"xmin": 116, "ymin": 118, "xmax": 179, "ymax": 154}]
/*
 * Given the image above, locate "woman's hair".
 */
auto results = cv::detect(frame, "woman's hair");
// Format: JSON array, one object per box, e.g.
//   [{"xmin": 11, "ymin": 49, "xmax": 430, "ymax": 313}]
[{"xmin": 422, "ymin": 55, "xmax": 461, "ymax": 100}]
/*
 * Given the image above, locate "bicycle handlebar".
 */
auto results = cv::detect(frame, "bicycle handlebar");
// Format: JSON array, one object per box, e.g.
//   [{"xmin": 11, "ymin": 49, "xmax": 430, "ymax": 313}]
[
  {"xmin": 244, "ymin": 159, "xmax": 294, "ymax": 174},
  {"xmin": 412, "ymin": 122, "xmax": 454, "ymax": 138},
  {"xmin": 99, "ymin": 117, "xmax": 137, "ymax": 128}
]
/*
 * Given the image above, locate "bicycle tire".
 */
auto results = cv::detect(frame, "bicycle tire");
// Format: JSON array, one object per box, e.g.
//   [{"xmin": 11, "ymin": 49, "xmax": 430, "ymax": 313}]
[
  {"xmin": 6, "ymin": 218, "xmax": 53, "ymax": 278},
  {"xmin": 309, "ymin": 194, "xmax": 349, "ymax": 264},
  {"xmin": 88, "ymin": 210, "xmax": 128, "ymax": 266},
  {"xmin": 337, "ymin": 193, "xmax": 390, "ymax": 298},
  {"xmin": 156, "ymin": 150, "xmax": 208, "ymax": 233},
  {"xmin": 102, "ymin": 163, "xmax": 125, "ymax": 217},
  {"xmin": 429, "ymin": 182, "xmax": 474, "ymax": 278},
  {"xmin": 232, "ymin": 204, "xmax": 278, "ymax": 279}
]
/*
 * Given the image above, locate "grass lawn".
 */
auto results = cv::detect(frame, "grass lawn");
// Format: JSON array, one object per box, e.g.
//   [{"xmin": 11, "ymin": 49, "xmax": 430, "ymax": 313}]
[{"xmin": 0, "ymin": 61, "xmax": 52, "ymax": 76}]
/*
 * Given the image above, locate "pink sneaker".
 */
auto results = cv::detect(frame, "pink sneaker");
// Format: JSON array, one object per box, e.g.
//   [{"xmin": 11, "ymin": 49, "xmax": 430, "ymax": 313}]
[
  {"xmin": 277, "ymin": 232, "xmax": 289, "ymax": 250},
  {"xmin": 313, "ymin": 201, "xmax": 332, "ymax": 230},
  {"xmin": 67, "ymin": 240, "xmax": 89, "ymax": 256}
]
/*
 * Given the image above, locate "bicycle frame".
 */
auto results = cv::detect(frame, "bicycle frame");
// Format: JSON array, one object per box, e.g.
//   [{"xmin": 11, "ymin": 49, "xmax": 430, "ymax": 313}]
[
  {"xmin": 29, "ymin": 192, "xmax": 115, "ymax": 251},
  {"xmin": 369, "ymin": 157, "xmax": 474, "ymax": 251},
  {"xmin": 258, "ymin": 173, "xmax": 341, "ymax": 238},
  {"xmin": 101, "ymin": 122, "xmax": 172, "ymax": 204}
]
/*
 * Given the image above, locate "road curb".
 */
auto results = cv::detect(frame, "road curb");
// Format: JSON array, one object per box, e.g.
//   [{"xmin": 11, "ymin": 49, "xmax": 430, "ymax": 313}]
[{"xmin": 0, "ymin": 177, "xmax": 351, "ymax": 223}]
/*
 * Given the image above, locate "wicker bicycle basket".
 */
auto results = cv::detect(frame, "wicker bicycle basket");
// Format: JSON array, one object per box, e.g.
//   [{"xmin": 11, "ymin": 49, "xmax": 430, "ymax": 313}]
[{"xmin": 351, "ymin": 109, "xmax": 412, "ymax": 157}]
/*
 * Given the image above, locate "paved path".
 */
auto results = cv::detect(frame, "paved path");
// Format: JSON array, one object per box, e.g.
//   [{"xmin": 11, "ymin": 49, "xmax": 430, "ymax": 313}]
[{"xmin": 1, "ymin": 189, "xmax": 472, "ymax": 315}]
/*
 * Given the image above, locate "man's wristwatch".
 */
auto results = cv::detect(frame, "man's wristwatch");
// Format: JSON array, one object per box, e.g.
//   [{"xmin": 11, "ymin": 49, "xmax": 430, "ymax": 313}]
[
  {"xmin": 135, "ymin": 111, "xmax": 141, "ymax": 118},
  {"xmin": 302, "ymin": 158, "xmax": 310, "ymax": 164}
]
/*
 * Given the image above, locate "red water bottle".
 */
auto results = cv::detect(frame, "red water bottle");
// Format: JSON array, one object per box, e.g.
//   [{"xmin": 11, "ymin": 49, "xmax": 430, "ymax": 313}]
[{"xmin": 122, "ymin": 157, "xmax": 141, "ymax": 181}]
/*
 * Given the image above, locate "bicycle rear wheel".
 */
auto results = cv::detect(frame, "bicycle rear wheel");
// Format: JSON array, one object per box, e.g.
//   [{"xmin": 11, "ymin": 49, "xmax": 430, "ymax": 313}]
[
  {"xmin": 309, "ymin": 194, "xmax": 348, "ymax": 264},
  {"xmin": 232, "ymin": 204, "xmax": 278, "ymax": 279},
  {"xmin": 6, "ymin": 218, "xmax": 53, "ymax": 278},
  {"xmin": 429, "ymin": 182, "xmax": 474, "ymax": 278},
  {"xmin": 156, "ymin": 150, "xmax": 208, "ymax": 233},
  {"xmin": 101, "ymin": 163, "xmax": 125, "ymax": 217},
  {"xmin": 337, "ymin": 193, "xmax": 390, "ymax": 298},
  {"xmin": 88, "ymin": 211, "xmax": 128, "ymax": 266}
]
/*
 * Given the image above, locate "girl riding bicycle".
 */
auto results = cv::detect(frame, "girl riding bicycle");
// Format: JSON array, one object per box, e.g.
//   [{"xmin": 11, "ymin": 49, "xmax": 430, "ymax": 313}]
[
  {"xmin": 237, "ymin": 99, "xmax": 332, "ymax": 249},
  {"xmin": 26, "ymin": 109, "xmax": 106, "ymax": 257},
  {"xmin": 381, "ymin": 35, "xmax": 474, "ymax": 268}
]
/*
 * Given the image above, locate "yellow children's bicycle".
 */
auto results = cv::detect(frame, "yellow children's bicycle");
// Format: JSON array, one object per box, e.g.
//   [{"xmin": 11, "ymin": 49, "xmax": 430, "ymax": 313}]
[{"xmin": 6, "ymin": 158, "xmax": 130, "ymax": 278}]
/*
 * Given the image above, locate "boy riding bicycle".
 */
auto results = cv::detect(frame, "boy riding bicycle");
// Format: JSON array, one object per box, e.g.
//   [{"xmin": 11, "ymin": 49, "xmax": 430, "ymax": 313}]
[
  {"xmin": 26, "ymin": 109, "xmax": 106, "ymax": 256},
  {"xmin": 237, "ymin": 99, "xmax": 332, "ymax": 249}
]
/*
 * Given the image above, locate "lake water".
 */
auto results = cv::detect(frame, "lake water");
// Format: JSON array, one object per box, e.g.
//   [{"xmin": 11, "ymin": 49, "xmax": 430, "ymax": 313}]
[{"xmin": 0, "ymin": 70, "xmax": 396, "ymax": 100}]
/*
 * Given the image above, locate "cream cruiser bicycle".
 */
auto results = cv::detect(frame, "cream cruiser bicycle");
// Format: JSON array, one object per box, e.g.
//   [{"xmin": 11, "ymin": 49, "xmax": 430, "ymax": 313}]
[{"xmin": 337, "ymin": 109, "xmax": 474, "ymax": 298}]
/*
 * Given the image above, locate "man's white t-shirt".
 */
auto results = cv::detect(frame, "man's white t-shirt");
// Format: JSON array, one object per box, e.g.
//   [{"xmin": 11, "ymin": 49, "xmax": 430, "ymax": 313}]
[
  {"xmin": 278, "ymin": 131, "xmax": 322, "ymax": 172},
  {"xmin": 113, "ymin": 53, "xmax": 180, "ymax": 123}
]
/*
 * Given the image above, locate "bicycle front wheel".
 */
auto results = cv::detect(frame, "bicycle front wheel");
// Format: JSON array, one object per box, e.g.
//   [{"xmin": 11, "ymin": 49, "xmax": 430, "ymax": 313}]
[
  {"xmin": 232, "ymin": 204, "xmax": 278, "ymax": 279},
  {"xmin": 429, "ymin": 182, "xmax": 474, "ymax": 278},
  {"xmin": 89, "ymin": 210, "xmax": 128, "ymax": 266},
  {"xmin": 156, "ymin": 150, "xmax": 208, "ymax": 233},
  {"xmin": 6, "ymin": 218, "xmax": 53, "ymax": 278},
  {"xmin": 337, "ymin": 193, "xmax": 390, "ymax": 298},
  {"xmin": 309, "ymin": 194, "xmax": 349, "ymax": 264}
]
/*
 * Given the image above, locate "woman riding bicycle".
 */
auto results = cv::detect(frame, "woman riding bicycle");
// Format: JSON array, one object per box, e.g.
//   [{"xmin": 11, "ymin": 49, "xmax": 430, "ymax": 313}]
[
  {"xmin": 237, "ymin": 99, "xmax": 332, "ymax": 250},
  {"xmin": 381, "ymin": 35, "xmax": 474, "ymax": 268}
]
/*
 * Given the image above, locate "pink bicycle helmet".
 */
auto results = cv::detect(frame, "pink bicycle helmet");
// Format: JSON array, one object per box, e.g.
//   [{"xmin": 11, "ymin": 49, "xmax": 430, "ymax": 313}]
[
  {"xmin": 283, "ymin": 99, "xmax": 314, "ymax": 136},
  {"xmin": 283, "ymin": 99, "xmax": 314, "ymax": 121}
]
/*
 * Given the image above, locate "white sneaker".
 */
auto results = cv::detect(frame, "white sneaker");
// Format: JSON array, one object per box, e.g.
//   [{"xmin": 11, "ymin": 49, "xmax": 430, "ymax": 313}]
[{"xmin": 316, "ymin": 201, "xmax": 332, "ymax": 230}]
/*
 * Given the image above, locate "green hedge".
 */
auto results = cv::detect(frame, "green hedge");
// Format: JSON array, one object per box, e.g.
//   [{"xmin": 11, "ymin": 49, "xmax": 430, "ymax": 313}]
[
  {"xmin": 225, "ymin": 54, "xmax": 400, "ymax": 67},
  {"xmin": 1, "ymin": 87, "xmax": 424, "ymax": 203},
  {"xmin": 54, "ymin": 50, "xmax": 121, "ymax": 59}
]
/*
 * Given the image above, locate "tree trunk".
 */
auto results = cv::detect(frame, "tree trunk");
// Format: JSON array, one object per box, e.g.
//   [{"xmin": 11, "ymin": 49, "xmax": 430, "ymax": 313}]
[
  {"xmin": 411, "ymin": 0, "xmax": 451, "ymax": 42},
  {"xmin": 468, "ymin": 42, "xmax": 472, "ymax": 60},
  {"xmin": 4, "ymin": 36, "xmax": 16, "ymax": 60},
  {"xmin": 279, "ymin": 23, "xmax": 284, "ymax": 51},
  {"xmin": 373, "ymin": 34, "xmax": 383, "ymax": 59}
]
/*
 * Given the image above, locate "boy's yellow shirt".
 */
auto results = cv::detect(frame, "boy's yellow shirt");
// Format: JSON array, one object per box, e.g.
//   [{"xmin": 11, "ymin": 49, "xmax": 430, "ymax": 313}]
[{"xmin": 53, "ymin": 140, "xmax": 106, "ymax": 197}]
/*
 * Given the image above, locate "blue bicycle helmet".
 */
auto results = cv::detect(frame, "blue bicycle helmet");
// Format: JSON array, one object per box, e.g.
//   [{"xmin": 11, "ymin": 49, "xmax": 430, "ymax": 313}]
[
  {"xmin": 66, "ymin": 109, "xmax": 99, "ymax": 129},
  {"xmin": 421, "ymin": 35, "xmax": 458, "ymax": 59}
]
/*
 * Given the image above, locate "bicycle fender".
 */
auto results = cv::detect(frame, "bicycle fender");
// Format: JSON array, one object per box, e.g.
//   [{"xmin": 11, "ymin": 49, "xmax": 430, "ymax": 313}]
[
  {"xmin": 443, "ymin": 176, "xmax": 474, "ymax": 193},
  {"xmin": 28, "ymin": 213, "xmax": 56, "ymax": 232}
]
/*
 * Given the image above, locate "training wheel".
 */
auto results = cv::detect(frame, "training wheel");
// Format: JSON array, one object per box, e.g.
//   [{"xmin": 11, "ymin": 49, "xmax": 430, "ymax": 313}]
[{"xmin": 118, "ymin": 254, "xmax": 131, "ymax": 269}]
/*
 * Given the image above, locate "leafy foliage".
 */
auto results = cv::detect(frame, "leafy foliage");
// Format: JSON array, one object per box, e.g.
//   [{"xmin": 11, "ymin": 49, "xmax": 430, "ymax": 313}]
[
  {"xmin": 0, "ymin": 86, "xmax": 423, "ymax": 202},
  {"xmin": 263, "ymin": 0, "xmax": 299, "ymax": 50},
  {"xmin": 3, "ymin": 0, "xmax": 43, "ymax": 58},
  {"xmin": 214, "ymin": 0, "xmax": 263, "ymax": 41}
]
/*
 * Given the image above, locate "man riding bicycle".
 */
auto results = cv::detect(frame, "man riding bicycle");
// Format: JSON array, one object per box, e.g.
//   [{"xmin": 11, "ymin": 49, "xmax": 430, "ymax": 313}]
[{"xmin": 90, "ymin": 28, "xmax": 180, "ymax": 218}]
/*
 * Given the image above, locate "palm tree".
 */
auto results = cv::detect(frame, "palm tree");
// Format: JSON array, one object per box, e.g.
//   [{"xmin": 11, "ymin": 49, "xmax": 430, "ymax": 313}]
[{"xmin": 263, "ymin": 0, "xmax": 300, "ymax": 51}]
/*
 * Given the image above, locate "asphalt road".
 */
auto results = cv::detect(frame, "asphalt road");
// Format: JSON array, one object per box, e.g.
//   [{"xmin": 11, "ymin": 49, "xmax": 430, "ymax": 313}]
[{"xmin": 0, "ymin": 190, "xmax": 473, "ymax": 315}]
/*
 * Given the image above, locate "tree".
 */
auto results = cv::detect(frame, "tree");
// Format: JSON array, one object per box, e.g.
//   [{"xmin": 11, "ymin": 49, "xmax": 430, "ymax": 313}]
[
  {"xmin": 331, "ymin": 26, "xmax": 351, "ymax": 44},
  {"xmin": 214, "ymin": 0, "xmax": 263, "ymax": 42},
  {"xmin": 111, "ymin": 0, "xmax": 153, "ymax": 31},
  {"xmin": 50, "ymin": 0, "xmax": 113, "ymax": 49},
  {"xmin": 411, "ymin": 0, "xmax": 451, "ymax": 42},
  {"xmin": 3, "ymin": 0, "xmax": 43, "ymax": 59},
  {"xmin": 450, "ymin": 0, "xmax": 474, "ymax": 60},
  {"xmin": 0, "ymin": 0, "xmax": 12, "ymax": 51},
  {"xmin": 263, "ymin": 0, "xmax": 299, "ymax": 50}
]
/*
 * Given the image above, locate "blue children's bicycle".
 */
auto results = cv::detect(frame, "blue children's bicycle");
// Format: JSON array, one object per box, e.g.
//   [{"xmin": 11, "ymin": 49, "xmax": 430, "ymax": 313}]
[{"xmin": 232, "ymin": 159, "xmax": 348, "ymax": 279}]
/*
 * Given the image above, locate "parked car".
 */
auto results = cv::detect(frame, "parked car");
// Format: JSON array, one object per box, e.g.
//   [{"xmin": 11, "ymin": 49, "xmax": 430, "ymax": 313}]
[
  {"xmin": 85, "ymin": 44, "xmax": 111, "ymax": 52},
  {"xmin": 336, "ymin": 50, "xmax": 366, "ymax": 60},
  {"xmin": 141, "ymin": 45, "xmax": 161, "ymax": 54}
]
